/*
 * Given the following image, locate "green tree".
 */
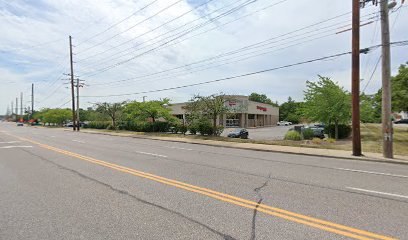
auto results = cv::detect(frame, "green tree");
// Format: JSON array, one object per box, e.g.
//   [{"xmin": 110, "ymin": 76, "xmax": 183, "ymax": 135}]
[
  {"xmin": 124, "ymin": 98, "xmax": 175, "ymax": 123},
  {"xmin": 279, "ymin": 97, "xmax": 303, "ymax": 123},
  {"xmin": 303, "ymin": 76, "xmax": 351, "ymax": 139},
  {"xmin": 360, "ymin": 93, "xmax": 380, "ymax": 123},
  {"xmin": 186, "ymin": 93, "xmax": 232, "ymax": 135},
  {"xmin": 391, "ymin": 63, "xmax": 408, "ymax": 112},
  {"xmin": 41, "ymin": 108, "xmax": 71, "ymax": 126},
  {"xmin": 95, "ymin": 102, "xmax": 125, "ymax": 129},
  {"xmin": 249, "ymin": 93, "xmax": 279, "ymax": 107}
]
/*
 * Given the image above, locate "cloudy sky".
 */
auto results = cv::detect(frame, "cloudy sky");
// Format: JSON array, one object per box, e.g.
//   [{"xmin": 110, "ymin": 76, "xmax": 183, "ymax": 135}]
[{"xmin": 0, "ymin": 0, "xmax": 407, "ymax": 114}]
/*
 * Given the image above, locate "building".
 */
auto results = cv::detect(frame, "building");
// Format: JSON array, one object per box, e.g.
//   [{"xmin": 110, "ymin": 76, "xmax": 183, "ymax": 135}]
[{"xmin": 170, "ymin": 95, "xmax": 279, "ymax": 128}]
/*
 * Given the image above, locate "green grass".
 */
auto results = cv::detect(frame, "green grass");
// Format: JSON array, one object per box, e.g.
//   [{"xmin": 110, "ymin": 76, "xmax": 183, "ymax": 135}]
[{"xmin": 84, "ymin": 124, "xmax": 408, "ymax": 156}]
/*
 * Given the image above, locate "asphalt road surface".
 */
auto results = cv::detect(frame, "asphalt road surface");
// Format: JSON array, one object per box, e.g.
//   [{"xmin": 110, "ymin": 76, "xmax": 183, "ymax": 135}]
[{"xmin": 1, "ymin": 122, "xmax": 408, "ymax": 240}]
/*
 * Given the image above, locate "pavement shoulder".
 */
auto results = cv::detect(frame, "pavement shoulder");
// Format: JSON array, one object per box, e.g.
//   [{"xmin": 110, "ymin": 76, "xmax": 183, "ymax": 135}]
[{"xmin": 72, "ymin": 129, "xmax": 408, "ymax": 165}]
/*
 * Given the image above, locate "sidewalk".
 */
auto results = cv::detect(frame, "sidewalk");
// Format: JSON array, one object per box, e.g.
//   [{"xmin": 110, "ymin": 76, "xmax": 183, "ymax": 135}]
[{"xmin": 75, "ymin": 129, "xmax": 408, "ymax": 165}]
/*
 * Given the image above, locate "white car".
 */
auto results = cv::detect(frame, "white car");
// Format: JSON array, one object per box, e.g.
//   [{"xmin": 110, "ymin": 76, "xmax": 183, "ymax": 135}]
[{"xmin": 277, "ymin": 121, "xmax": 292, "ymax": 126}]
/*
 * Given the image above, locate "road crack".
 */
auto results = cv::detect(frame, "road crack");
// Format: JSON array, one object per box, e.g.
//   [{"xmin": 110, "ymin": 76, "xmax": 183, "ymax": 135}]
[
  {"xmin": 20, "ymin": 148, "xmax": 236, "ymax": 240},
  {"xmin": 251, "ymin": 174, "xmax": 271, "ymax": 240}
]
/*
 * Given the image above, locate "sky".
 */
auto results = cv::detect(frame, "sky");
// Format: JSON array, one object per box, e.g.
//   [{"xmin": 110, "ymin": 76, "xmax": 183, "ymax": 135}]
[{"xmin": 0, "ymin": 0, "xmax": 407, "ymax": 114}]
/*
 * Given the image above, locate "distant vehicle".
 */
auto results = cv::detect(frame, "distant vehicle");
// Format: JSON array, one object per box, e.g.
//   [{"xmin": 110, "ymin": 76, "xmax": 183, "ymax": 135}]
[
  {"xmin": 394, "ymin": 119, "xmax": 408, "ymax": 124},
  {"xmin": 278, "ymin": 121, "xmax": 292, "ymax": 126},
  {"xmin": 313, "ymin": 123, "xmax": 325, "ymax": 128},
  {"xmin": 17, "ymin": 122, "xmax": 24, "ymax": 126},
  {"xmin": 305, "ymin": 126, "xmax": 325, "ymax": 139},
  {"xmin": 64, "ymin": 122, "xmax": 74, "ymax": 127},
  {"xmin": 227, "ymin": 128, "xmax": 249, "ymax": 139}
]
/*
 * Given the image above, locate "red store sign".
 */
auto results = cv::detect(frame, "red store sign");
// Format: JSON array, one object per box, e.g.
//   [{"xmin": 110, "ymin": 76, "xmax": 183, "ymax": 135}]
[{"xmin": 257, "ymin": 106, "xmax": 267, "ymax": 112}]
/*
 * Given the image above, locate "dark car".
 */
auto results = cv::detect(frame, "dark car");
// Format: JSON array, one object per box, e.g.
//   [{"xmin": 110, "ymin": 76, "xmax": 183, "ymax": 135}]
[
  {"xmin": 227, "ymin": 128, "xmax": 249, "ymax": 139},
  {"xmin": 308, "ymin": 126, "xmax": 325, "ymax": 139},
  {"xmin": 394, "ymin": 119, "xmax": 408, "ymax": 124}
]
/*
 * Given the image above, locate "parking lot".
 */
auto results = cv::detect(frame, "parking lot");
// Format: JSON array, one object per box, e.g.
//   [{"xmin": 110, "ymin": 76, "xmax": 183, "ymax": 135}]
[{"xmin": 223, "ymin": 125, "xmax": 294, "ymax": 140}]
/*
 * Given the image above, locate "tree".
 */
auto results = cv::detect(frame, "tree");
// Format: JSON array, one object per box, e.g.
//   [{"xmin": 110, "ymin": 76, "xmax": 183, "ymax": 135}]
[
  {"xmin": 279, "ymin": 97, "xmax": 303, "ymax": 123},
  {"xmin": 186, "ymin": 94, "xmax": 231, "ymax": 135},
  {"xmin": 124, "ymin": 98, "xmax": 174, "ymax": 123},
  {"xmin": 391, "ymin": 63, "xmax": 408, "ymax": 112},
  {"xmin": 249, "ymin": 93, "xmax": 279, "ymax": 107},
  {"xmin": 95, "ymin": 102, "xmax": 125, "ymax": 129},
  {"xmin": 40, "ymin": 108, "xmax": 71, "ymax": 126},
  {"xmin": 302, "ymin": 76, "xmax": 351, "ymax": 139},
  {"xmin": 360, "ymin": 93, "xmax": 380, "ymax": 123}
]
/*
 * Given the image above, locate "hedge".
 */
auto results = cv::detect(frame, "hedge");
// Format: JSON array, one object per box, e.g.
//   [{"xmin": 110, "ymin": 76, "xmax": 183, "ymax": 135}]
[{"xmin": 324, "ymin": 124, "xmax": 351, "ymax": 139}]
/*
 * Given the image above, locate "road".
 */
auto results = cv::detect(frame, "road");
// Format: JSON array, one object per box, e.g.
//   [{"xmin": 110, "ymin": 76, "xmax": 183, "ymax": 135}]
[{"xmin": 1, "ymin": 122, "xmax": 408, "ymax": 240}]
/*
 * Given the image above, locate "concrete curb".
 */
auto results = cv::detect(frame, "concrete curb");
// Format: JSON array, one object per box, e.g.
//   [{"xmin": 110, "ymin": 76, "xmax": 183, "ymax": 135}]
[{"xmin": 73, "ymin": 129, "xmax": 408, "ymax": 165}]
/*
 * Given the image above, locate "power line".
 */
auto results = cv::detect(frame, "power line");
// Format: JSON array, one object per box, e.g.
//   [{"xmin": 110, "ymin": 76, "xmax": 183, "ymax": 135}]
[
  {"xmin": 76, "ymin": 0, "xmax": 184, "ymax": 55},
  {"xmin": 76, "ymin": 0, "xmax": 216, "ymax": 63},
  {"xmin": 81, "ymin": 41, "xmax": 407, "ymax": 98},
  {"xmin": 79, "ymin": 0, "xmax": 260, "ymax": 75},
  {"xmin": 75, "ymin": 0, "xmax": 159, "ymax": 47},
  {"xmin": 86, "ymin": 11, "xmax": 378, "ymax": 87}
]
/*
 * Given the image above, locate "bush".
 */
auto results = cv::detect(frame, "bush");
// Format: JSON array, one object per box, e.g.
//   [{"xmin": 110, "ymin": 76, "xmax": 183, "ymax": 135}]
[
  {"xmin": 198, "ymin": 120, "xmax": 213, "ymax": 135},
  {"xmin": 180, "ymin": 125, "xmax": 188, "ymax": 135},
  {"xmin": 84, "ymin": 121, "xmax": 111, "ymax": 129},
  {"xmin": 214, "ymin": 125, "xmax": 224, "ymax": 136},
  {"xmin": 312, "ymin": 138, "xmax": 322, "ymax": 144},
  {"xmin": 284, "ymin": 131, "xmax": 301, "ymax": 141},
  {"xmin": 302, "ymin": 128, "xmax": 314, "ymax": 140},
  {"xmin": 188, "ymin": 124, "xmax": 198, "ymax": 135},
  {"xmin": 327, "ymin": 138, "xmax": 336, "ymax": 143},
  {"xmin": 324, "ymin": 124, "xmax": 351, "ymax": 139}
]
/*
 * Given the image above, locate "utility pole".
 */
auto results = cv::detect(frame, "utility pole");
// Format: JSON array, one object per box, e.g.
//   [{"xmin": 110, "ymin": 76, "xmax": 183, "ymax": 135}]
[
  {"xmin": 11, "ymin": 101, "xmax": 14, "ymax": 116},
  {"xmin": 143, "ymin": 96, "xmax": 147, "ymax": 102},
  {"xmin": 76, "ymin": 78, "xmax": 80, "ymax": 131},
  {"xmin": 380, "ymin": 0, "xmax": 393, "ymax": 158},
  {"xmin": 20, "ymin": 92, "xmax": 23, "ymax": 117},
  {"xmin": 31, "ymin": 83, "xmax": 34, "ymax": 119},
  {"xmin": 69, "ymin": 36, "xmax": 77, "ymax": 131},
  {"xmin": 351, "ymin": 0, "xmax": 362, "ymax": 156},
  {"xmin": 15, "ymin": 97, "xmax": 18, "ymax": 121}
]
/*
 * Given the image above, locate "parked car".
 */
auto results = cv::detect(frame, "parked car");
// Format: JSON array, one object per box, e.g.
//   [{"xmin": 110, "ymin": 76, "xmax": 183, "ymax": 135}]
[
  {"xmin": 394, "ymin": 119, "xmax": 408, "ymax": 124},
  {"xmin": 305, "ymin": 126, "xmax": 325, "ymax": 139},
  {"xmin": 277, "ymin": 121, "xmax": 292, "ymax": 126},
  {"xmin": 227, "ymin": 128, "xmax": 249, "ymax": 139},
  {"xmin": 313, "ymin": 123, "xmax": 325, "ymax": 128},
  {"xmin": 17, "ymin": 122, "xmax": 24, "ymax": 126}
]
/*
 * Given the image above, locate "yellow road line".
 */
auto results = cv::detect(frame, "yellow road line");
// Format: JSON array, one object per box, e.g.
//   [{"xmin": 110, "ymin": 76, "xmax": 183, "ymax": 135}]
[{"xmin": 5, "ymin": 132, "xmax": 397, "ymax": 240}]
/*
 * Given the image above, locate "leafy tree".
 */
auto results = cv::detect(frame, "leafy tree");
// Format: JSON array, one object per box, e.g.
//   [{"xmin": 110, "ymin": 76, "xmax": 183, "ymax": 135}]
[
  {"xmin": 95, "ymin": 102, "xmax": 125, "ymax": 129},
  {"xmin": 39, "ymin": 108, "xmax": 71, "ymax": 126},
  {"xmin": 124, "ymin": 98, "xmax": 175, "ymax": 123},
  {"xmin": 79, "ymin": 107, "xmax": 108, "ymax": 122},
  {"xmin": 279, "ymin": 97, "xmax": 303, "ymax": 123},
  {"xmin": 249, "ymin": 93, "xmax": 279, "ymax": 107},
  {"xmin": 360, "ymin": 93, "xmax": 380, "ymax": 123},
  {"xmin": 391, "ymin": 63, "xmax": 408, "ymax": 112},
  {"xmin": 186, "ymin": 93, "xmax": 231, "ymax": 135},
  {"xmin": 302, "ymin": 76, "xmax": 351, "ymax": 139}
]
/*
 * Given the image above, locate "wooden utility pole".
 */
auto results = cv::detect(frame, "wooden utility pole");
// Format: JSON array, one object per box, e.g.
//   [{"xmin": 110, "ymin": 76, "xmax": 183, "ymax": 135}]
[
  {"xmin": 351, "ymin": 0, "xmax": 362, "ymax": 156},
  {"xmin": 69, "ymin": 36, "xmax": 77, "ymax": 131},
  {"xmin": 15, "ymin": 97, "xmax": 18, "ymax": 121},
  {"xmin": 20, "ymin": 92, "xmax": 23, "ymax": 117},
  {"xmin": 31, "ymin": 83, "xmax": 34, "ymax": 118},
  {"xmin": 380, "ymin": 0, "xmax": 393, "ymax": 158},
  {"xmin": 76, "ymin": 78, "xmax": 80, "ymax": 131}
]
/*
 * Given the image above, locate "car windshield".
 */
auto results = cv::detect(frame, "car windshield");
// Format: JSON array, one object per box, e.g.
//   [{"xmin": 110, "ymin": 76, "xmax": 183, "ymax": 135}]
[{"xmin": 231, "ymin": 128, "xmax": 243, "ymax": 133}]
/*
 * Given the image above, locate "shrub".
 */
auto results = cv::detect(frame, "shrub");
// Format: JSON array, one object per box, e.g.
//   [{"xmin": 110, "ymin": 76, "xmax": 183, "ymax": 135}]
[
  {"xmin": 214, "ymin": 125, "xmax": 224, "ymax": 136},
  {"xmin": 198, "ymin": 120, "xmax": 213, "ymax": 135},
  {"xmin": 180, "ymin": 125, "xmax": 188, "ymax": 135},
  {"xmin": 312, "ymin": 138, "xmax": 322, "ymax": 144},
  {"xmin": 84, "ymin": 121, "xmax": 110, "ymax": 129},
  {"xmin": 324, "ymin": 124, "xmax": 351, "ymax": 139},
  {"xmin": 284, "ymin": 130, "xmax": 301, "ymax": 141},
  {"xmin": 188, "ymin": 124, "xmax": 198, "ymax": 135},
  {"xmin": 302, "ymin": 128, "xmax": 314, "ymax": 140},
  {"xmin": 107, "ymin": 124, "xmax": 117, "ymax": 130},
  {"xmin": 327, "ymin": 138, "xmax": 336, "ymax": 143}
]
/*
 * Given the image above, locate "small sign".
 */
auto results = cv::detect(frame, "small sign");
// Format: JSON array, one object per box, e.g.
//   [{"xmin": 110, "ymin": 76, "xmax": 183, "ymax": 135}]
[
  {"xmin": 256, "ymin": 106, "xmax": 267, "ymax": 112},
  {"xmin": 19, "ymin": 118, "xmax": 24, "ymax": 123}
]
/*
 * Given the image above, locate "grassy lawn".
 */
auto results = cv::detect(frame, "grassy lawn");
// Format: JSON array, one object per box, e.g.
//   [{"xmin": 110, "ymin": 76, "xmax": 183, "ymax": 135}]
[{"xmin": 84, "ymin": 123, "xmax": 408, "ymax": 156}]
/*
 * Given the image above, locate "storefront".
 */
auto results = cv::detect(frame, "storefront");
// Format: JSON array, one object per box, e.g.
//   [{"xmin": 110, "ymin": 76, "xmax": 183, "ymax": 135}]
[{"xmin": 170, "ymin": 95, "xmax": 279, "ymax": 128}]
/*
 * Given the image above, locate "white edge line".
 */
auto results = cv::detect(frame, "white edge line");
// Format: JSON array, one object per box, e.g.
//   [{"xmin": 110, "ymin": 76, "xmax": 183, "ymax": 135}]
[
  {"xmin": 0, "ymin": 141, "xmax": 21, "ymax": 144},
  {"xmin": 336, "ymin": 168, "xmax": 408, "ymax": 178},
  {"xmin": 0, "ymin": 146, "xmax": 33, "ymax": 149},
  {"xmin": 135, "ymin": 151, "xmax": 167, "ymax": 158},
  {"xmin": 164, "ymin": 146, "xmax": 193, "ymax": 151},
  {"xmin": 347, "ymin": 187, "xmax": 408, "ymax": 199}
]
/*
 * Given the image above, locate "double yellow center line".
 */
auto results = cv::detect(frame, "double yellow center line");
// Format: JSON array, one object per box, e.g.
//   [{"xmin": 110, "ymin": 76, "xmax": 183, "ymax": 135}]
[{"xmin": 7, "ymin": 133, "xmax": 396, "ymax": 240}]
